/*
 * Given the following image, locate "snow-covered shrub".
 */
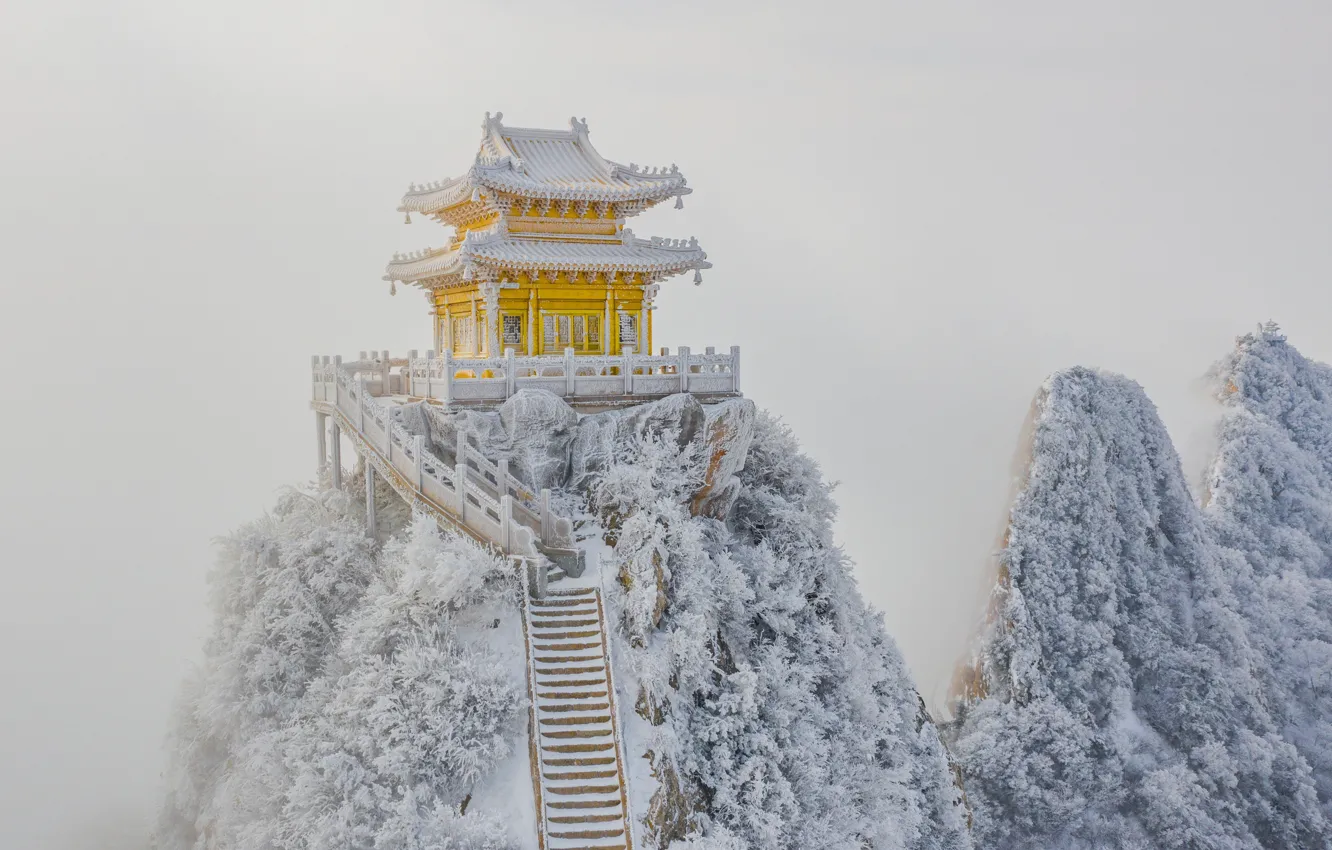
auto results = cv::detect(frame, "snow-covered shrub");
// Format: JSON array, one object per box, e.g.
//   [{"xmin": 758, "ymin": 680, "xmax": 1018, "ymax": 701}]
[{"xmin": 947, "ymin": 366, "xmax": 1328, "ymax": 849}]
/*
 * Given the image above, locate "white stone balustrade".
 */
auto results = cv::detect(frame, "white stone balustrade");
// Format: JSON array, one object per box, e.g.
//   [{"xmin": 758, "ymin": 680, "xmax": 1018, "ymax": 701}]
[
  {"xmin": 395, "ymin": 345, "xmax": 741, "ymax": 404},
  {"xmin": 310, "ymin": 355, "xmax": 574, "ymax": 559}
]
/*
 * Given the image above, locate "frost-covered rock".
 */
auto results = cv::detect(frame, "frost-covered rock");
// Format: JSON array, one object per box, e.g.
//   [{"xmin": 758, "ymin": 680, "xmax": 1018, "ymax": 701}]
[
  {"xmin": 690, "ymin": 398, "xmax": 755, "ymax": 519},
  {"xmin": 947, "ymin": 365, "xmax": 1329, "ymax": 850},
  {"xmin": 497, "ymin": 389, "xmax": 579, "ymax": 490},
  {"xmin": 1205, "ymin": 327, "xmax": 1332, "ymax": 820}
]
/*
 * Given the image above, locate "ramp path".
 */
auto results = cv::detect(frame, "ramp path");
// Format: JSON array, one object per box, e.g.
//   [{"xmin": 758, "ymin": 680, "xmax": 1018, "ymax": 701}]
[
  {"xmin": 312, "ymin": 354, "xmax": 635, "ymax": 849},
  {"xmin": 523, "ymin": 585, "xmax": 635, "ymax": 850}
]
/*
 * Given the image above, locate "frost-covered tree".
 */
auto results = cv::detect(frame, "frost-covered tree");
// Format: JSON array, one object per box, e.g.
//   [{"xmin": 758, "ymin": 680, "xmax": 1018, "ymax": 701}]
[
  {"xmin": 278, "ymin": 520, "xmax": 523, "ymax": 849},
  {"xmin": 592, "ymin": 407, "xmax": 971, "ymax": 850},
  {"xmin": 158, "ymin": 488, "xmax": 526, "ymax": 850},
  {"xmin": 158, "ymin": 488, "xmax": 377, "ymax": 850},
  {"xmin": 947, "ymin": 366, "xmax": 1328, "ymax": 850},
  {"xmin": 1205, "ymin": 326, "xmax": 1332, "ymax": 819},
  {"xmin": 162, "ymin": 390, "xmax": 974, "ymax": 850}
]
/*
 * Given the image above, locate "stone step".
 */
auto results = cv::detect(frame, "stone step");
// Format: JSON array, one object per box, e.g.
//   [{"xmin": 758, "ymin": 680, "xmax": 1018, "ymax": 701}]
[
  {"xmin": 534, "ymin": 641, "xmax": 603, "ymax": 652},
  {"xmin": 532, "ymin": 629, "xmax": 602, "ymax": 640},
  {"xmin": 548, "ymin": 813, "xmax": 623, "ymax": 824},
  {"xmin": 547, "ymin": 588, "xmax": 597, "ymax": 597},
  {"xmin": 531, "ymin": 618, "xmax": 600, "ymax": 629},
  {"xmin": 542, "ymin": 756, "xmax": 616, "ymax": 767},
  {"xmin": 540, "ymin": 715, "xmax": 612, "ymax": 727},
  {"xmin": 536, "ymin": 681, "xmax": 607, "ymax": 692},
  {"xmin": 544, "ymin": 784, "xmax": 620, "ymax": 796},
  {"xmin": 531, "ymin": 598, "xmax": 597, "ymax": 608},
  {"xmin": 541, "ymin": 702, "xmax": 611, "ymax": 714},
  {"xmin": 554, "ymin": 831, "xmax": 631, "ymax": 847},
  {"xmin": 538, "ymin": 691, "xmax": 608, "ymax": 701},
  {"xmin": 544, "ymin": 769, "xmax": 618, "ymax": 781},
  {"xmin": 541, "ymin": 729, "xmax": 613, "ymax": 740},
  {"xmin": 542, "ymin": 742, "xmax": 615, "ymax": 754},
  {"xmin": 545, "ymin": 798, "xmax": 622, "ymax": 810},
  {"xmin": 535, "ymin": 666, "xmax": 605, "ymax": 677},
  {"xmin": 534, "ymin": 654, "xmax": 603, "ymax": 665},
  {"xmin": 529, "ymin": 608, "xmax": 600, "ymax": 618}
]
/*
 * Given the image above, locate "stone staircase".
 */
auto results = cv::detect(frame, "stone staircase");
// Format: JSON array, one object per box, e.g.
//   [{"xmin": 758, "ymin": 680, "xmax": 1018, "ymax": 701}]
[{"xmin": 524, "ymin": 586, "xmax": 634, "ymax": 850}]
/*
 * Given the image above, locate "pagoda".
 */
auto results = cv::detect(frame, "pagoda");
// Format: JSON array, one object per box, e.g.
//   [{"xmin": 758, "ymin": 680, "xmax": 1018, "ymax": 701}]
[
  {"xmin": 385, "ymin": 112, "xmax": 711, "ymax": 361},
  {"xmin": 310, "ymin": 115, "xmax": 741, "ymax": 849}
]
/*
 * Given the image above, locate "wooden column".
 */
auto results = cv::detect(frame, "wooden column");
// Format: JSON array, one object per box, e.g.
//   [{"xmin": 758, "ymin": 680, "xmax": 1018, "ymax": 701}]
[
  {"xmin": 603, "ymin": 280, "xmax": 613, "ymax": 355},
  {"xmin": 527, "ymin": 286, "xmax": 537, "ymax": 356}
]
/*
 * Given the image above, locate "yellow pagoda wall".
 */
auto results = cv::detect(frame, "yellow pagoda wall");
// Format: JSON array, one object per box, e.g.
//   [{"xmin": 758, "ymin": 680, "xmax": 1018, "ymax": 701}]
[{"xmin": 433, "ymin": 273, "xmax": 651, "ymax": 358}]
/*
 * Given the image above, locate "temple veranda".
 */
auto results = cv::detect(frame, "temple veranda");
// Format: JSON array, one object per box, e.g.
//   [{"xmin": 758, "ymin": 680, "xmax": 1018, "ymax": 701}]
[{"xmin": 310, "ymin": 114, "xmax": 741, "ymax": 850}]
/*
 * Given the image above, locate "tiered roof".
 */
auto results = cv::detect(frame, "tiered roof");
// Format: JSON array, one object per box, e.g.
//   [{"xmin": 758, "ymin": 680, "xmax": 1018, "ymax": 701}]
[
  {"xmin": 387, "ymin": 228, "xmax": 709, "ymax": 287},
  {"xmin": 399, "ymin": 113, "xmax": 690, "ymax": 216},
  {"xmin": 386, "ymin": 113, "xmax": 709, "ymax": 290}
]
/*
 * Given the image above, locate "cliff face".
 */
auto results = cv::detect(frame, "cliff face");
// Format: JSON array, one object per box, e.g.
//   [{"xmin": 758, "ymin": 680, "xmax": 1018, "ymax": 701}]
[
  {"xmin": 590, "ymin": 401, "xmax": 970, "ymax": 850},
  {"xmin": 947, "ymin": 362, "xmax": 1330, "ymax": 849},
  {"xmin": 158, "ymin": 392, "xmax": 969, "ymax": 850}
]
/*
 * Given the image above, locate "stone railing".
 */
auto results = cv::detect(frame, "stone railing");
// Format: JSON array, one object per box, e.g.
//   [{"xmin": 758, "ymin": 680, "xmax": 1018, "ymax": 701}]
[
  {"xmin": 311, "ymin": 356, "xmax": 576, "ymax": 560},
  {"xmin": 402, "ymin": 345, "xmax": 741, "ymax": 404}
]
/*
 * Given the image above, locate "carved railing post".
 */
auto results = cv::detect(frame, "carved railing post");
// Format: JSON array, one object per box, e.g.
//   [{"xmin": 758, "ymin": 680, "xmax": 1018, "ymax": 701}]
[
  {"xmin": 315, "ymin": 412, "xmax": 327, "ymax": 472},
  {"xmin": 731, "ymin": 345, "xmax": 741, "ymax": 392},
  {"xmin": 355, "ymin": 375, "xmax": 366, "ymax": 430},
  {"xmin": 414, "ymin": 434, "xmax": 425, "ymax": 491},
  {"xmin": 497, "ymin": 457, "xmax": 510, "ymax": 502},
  {"xmin": 678, "ymin": 345, "xmax": 690, "ymax": 393},
  {"xmin": 623, "ymin": 351, "xmax": 634, "ymax": 394},
  {"xmin": 505, "ymin": 347, "xmax": 517, "ymax": 398},
  {"xmin": 330, "ymin": 422, "xmax": 342, "ymax": 490},
  {"xmin": 564, "ymin": 347, "xmax": 576, "ymax": 397},
  {"xmin": 365, "ymin": 464, "xmax": 377, "ymax": 538},
  {"xmin": 407, "ymin": 349, "xmax": 418, "ymax": 396},
  {"xmin": 500, "ymin": 494, "xmax": 513, "ymax": 552},
  {"xmin": 540, "ymin": 488, "xmax": 552, "ymax": 542},
  {"xmin": 455, "ymin": 463, "xmax": 467, "ymax": 520},
  {"xmin": 444, "ymin": 350, "xmax": 454, "ymax": 403}
]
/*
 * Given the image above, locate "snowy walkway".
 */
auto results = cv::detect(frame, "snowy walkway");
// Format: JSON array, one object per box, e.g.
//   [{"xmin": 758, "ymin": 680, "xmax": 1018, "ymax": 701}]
[{"xmin": 523, "ymin": 585, "xmax": 634, "ymax": 850}]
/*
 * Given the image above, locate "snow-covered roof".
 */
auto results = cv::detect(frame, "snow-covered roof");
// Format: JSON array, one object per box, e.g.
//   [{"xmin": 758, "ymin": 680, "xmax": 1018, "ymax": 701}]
[
  {"xmin": 386, "ymin": 228, "xmax": 709, "ymax": 287},
  {"xmin": 400, "ymin": 113, "xmax": 691, "ymax": 214}
]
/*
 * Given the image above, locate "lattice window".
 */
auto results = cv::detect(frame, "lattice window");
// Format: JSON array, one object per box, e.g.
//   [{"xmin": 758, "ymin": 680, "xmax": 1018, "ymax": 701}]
[
  {"xmin": 502, "ymin": 314, "xmax": 523, "ymax": 348},
  {"xmin": 452, "ymin": 315, "xmax": 475, "ymax": 355},
  {"xmin": 618, "ymin": 313, "xmax": 637, "ymax": 349},
  {"xmin": 542, "ymin": 314, "xmax": 601, "ymax": 353}
]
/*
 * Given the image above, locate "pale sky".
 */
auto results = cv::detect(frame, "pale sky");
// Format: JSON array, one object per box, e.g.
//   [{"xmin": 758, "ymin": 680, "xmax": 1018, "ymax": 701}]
[{"xmin": 2, "ymin": 1, "xmax": 1330, "ymax": 847}]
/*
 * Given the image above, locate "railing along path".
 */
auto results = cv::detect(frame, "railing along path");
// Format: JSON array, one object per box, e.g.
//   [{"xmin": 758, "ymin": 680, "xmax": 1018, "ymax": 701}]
[{"xmin": 311, "ymin": 354, "xmax": 574, "ymax": 561}]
